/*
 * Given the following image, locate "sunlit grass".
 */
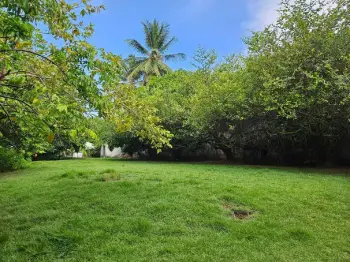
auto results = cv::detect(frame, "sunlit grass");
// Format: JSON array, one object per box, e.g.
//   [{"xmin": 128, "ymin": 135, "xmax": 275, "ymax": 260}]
[{"xmin": 0, "ymin": 159, "xmax": 349, "ymax": 261}]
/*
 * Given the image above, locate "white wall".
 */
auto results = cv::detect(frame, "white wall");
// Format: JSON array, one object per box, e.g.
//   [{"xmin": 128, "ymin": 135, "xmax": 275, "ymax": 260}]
[
  {"xmin": 100, "ymin": 144, "xmax": 123, "ymax": 158},
  {"xmin": 72, "ymin": 152, "xmax": 83, "ymax": 158}
]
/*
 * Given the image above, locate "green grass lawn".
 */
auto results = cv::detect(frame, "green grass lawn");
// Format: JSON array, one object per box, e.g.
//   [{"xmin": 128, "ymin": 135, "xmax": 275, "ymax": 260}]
[{"xmin": 0, "ymin": 159, "xmax": 349, "ymax": 261}]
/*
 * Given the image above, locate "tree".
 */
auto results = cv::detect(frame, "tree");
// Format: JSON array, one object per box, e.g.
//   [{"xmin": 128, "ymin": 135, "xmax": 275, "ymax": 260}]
[
  {"xmin": 121, "ymin": 55, "xmax": 144, "ymax": 84},
  {"xmin": 125, "ymin": 19, "xmax": 185, "ymax": 85},
  {"xmin": 120, "ymin": 0, "xmax": 350, "ymax": 165},
  {"xmin": 0, "ymin": 1, "xmax": 174, "ymax": 158},
  {"xmin": 147, "ymin": 55, "xmax": 248, "ymax": 160},
  {"xmin": 242, "ymin": 0, "xmax": 350, "ymax": 164},
  {"xmin": 0, "ymin": 1, "xmax": 106, "ymax": 154}
]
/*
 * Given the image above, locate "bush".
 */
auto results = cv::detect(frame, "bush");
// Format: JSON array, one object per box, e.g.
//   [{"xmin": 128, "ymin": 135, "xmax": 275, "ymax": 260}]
[{"xmin": 0, "ymin": 147, "xmax": 28, "ymax": 172}]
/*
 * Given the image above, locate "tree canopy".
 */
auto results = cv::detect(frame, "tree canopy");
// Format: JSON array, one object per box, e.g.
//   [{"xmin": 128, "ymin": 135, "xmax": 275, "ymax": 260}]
[
  {"xmin": 1, "ymin": 0, "xmax": 349, "ymax": 167},
  {"xmin": 0, "ymin": 0, "xmax": 173, "ymax": 157},
  {"xmin": 111, "ymin": 0, "xmax": 350, "ymax": 165},
  {"xmin": 125, "ymin": 20, "xmax": 185, "ymax": 85}
]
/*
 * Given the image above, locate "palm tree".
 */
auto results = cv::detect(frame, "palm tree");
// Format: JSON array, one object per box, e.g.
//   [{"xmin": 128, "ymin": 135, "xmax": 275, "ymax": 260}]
[{"xmin": 125, "ymin": 19, "xmax": 185, "ymax": 85}]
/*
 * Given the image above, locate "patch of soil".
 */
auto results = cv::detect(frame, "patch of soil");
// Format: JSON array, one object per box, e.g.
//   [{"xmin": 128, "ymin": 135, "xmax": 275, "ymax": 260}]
[
  {"xmin": 231, "ymin": 210, "xmax": 254, "ymax": 220},
  {"xmin": 221, "ymin": 201, "xmax": 256, "ymax": 220}
]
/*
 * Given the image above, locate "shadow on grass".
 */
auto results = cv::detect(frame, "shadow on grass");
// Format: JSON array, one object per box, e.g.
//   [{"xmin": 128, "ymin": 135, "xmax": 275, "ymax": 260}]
[{"xmin": 97, "ymin": 158, "xmax": 350, "ymax": 177}]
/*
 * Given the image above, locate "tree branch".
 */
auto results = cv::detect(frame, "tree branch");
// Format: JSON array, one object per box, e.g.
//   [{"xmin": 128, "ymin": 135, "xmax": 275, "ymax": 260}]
[
  {"xmin": 0, "ymin": 49, "xmax": 67, "ymax": 76},
  {"xmin": 0, "ymin": 102, "xmax": 16, "ymax": 128},
  {"xmin": 0, "ymin": 94, "xmax": 36, "ymax": 113},
  {"xmin": 0, "ymin": 69, "xmax": 11, "ymax": 81}
]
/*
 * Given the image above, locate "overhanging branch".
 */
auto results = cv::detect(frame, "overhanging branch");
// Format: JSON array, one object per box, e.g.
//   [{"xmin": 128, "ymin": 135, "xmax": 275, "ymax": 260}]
[{"xmin": 0, "ymin": 49, "xmax": 67, "ymax": 76}]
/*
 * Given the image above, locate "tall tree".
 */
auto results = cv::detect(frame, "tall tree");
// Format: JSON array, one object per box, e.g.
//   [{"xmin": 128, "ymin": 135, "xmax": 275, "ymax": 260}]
[
  {"xmin": 0, "ymin": 0, "xmax": 107, "ymax": 153},
  {"xmin": 126, "ymin": 19, "xmax": 185, "ymax": 84},
  {"xmin": 0, "ymin": 1, "xmax": 173, "ymax": 154}
]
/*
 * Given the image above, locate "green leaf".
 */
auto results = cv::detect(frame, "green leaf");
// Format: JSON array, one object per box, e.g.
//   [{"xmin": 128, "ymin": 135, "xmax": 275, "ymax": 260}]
[
  {"xmin": 87, "ymin": 129, "xmax": 98, "ymax": 140},
  {"xmin": 70, "ymin": 130, "xmax": 78, "ymax": 139},
  {"xmin": 57, "ymin": 104, "xmax": 68, "ymax": 113},
  {"xmin": 48, "ymin": 132, "xmax": 55, "ymax": 143}
]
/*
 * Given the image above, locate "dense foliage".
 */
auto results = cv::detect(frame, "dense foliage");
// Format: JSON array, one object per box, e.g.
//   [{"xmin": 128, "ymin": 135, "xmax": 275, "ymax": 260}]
[
  {"xmin": 0, "ymin": 146, "xmax": 28, "ymax": 172},
  {"xmin": 111, "ymin": 0, "xmax": 350, "ymax": 165},
  {"xmin": 0, "ymin": 0, "xmax": 173, "ymax": 168},
  {"xmin": 1, "ymin": 0, "xmax": 349, "ymax": 168}
]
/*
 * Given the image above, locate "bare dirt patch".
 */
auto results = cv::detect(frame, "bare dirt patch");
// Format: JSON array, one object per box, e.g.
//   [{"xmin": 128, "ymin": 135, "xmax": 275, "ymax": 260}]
[
  {"xmin": 221, "ymin": 201, "xmax": 256, "ymax": 220},
  {"xmin": 231, "ymin": 209, "xmax": 254, "ymax": 220}
]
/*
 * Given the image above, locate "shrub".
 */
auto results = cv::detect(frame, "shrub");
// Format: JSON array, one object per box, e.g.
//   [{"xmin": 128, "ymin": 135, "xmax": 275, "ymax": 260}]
[{"xmin": 0, "ymin": 147, "xmax": 28, "ymax": 172}]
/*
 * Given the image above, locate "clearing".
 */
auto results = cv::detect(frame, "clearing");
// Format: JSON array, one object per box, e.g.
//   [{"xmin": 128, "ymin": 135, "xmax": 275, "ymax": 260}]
[{"xmin": 0, "ymin": 159, "xmax": 349, "ymax": 261}]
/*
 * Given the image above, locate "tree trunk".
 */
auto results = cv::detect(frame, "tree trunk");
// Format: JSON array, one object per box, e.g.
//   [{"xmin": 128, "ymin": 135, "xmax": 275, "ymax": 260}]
[
  {"xmin": 173, "ymin": 148, "xmax": 183, "ymax": 161},
  {"xmin": 147, "ymin": 147, "xmax": 157, "ymax": 160},
  {"xmin": 222, "ymin": 148, "xmax": 234, "ymax": 161}
]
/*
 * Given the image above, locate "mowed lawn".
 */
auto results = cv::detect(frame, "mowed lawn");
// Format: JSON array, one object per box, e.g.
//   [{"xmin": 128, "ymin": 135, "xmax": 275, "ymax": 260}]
[{"xmin": 0, "ymin": 159, "xmax": 349, "ymax": 261}]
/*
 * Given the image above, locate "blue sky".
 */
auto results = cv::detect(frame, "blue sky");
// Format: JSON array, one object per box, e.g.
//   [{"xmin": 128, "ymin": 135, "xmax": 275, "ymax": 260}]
[{"xmin": 85, "ymin": 0, "xmax": 281, "ymax": 69}]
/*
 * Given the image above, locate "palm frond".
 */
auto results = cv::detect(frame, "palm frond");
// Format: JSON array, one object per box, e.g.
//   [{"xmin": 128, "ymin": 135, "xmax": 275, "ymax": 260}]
[
  {"xmin": 123, "ymin": 55, "xmax": 146, "ymax": 80},
  {"xmin": 164, "ymin": 53, "xmax": 186, "ymax": 62},
  {"xmin": 144, "ymin": 59, "xmax": 162, "ymax": 77},
  {"xmin": 160, "ymin": 36, "xmax": 177, "ymax": 52},
  {"xmin": 153, "ymin": 64, "xmax": 161, "ymax": 76},
  {"xmin": 124, "ymin": 55, "xmax": 146, "ymax": 64},
  {"xmin": 125, "ymin": 39, "xmax": 148, "ymax": 55},
  {"xmin": 157, "ymin": 61, "xmax": 172, "ymax": 75},
  {"xmin": 128, "ymin": 60, "xmax": 147, "ymax": 81},
  {"xmin": 157, "ymin": 23, "xmax": 170, "ymax": 49},
  {"xmin": 150, "ymin": 19, "xmax": 159, "ymax": 49},
  {"xmin": 142, "ymin": 21, "xmax": 153, "ymax": 49},
  {"xmin": 144, "ymin": 59, "xmax": 154, "ymax": 75}
]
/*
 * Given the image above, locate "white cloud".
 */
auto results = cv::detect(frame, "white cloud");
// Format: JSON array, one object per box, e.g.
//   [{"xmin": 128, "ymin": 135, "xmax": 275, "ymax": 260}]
[
  {"xmin": 242, "ymin": 0, "xmax": 281, "ymax": 31},
  {"xmin": 242, "ymin": 0, "xmax": 337, "ymax": 32}
]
